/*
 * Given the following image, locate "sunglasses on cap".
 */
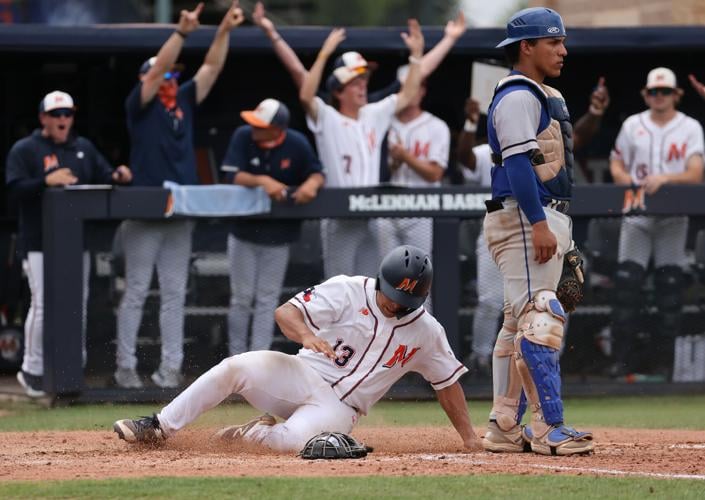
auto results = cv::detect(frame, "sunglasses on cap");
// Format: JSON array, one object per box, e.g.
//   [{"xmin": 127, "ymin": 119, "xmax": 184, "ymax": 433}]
[
  {"xmin": 647, "ymin": 87, "xmax": 674, "ymax": 96},
  {"xmin": 48, "ymin": 108, "xmax": 74, "ymax": 118},
  {"xmin": 164, "ymin": 71, "xmax": 181, "ymax": 80}
]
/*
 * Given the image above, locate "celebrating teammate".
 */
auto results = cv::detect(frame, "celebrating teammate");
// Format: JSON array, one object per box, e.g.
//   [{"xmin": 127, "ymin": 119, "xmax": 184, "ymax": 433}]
[
  {"xmin": 114, "ymin": 1, "xmax": 244, "ymax": 390},
  {"xmin": 223, "ymin": 98, "xmax": 324, "ymax": 356},
  {"xmin": 113, "ymin": 245, "xmax": 483, "ymax": 453},
  {"xmin": 6, "ymin": 90, "xmax": 132, "ymax": 398},
  {"xmin": 609, "ymin": 67, "xmax": 705, "ymax": 378},
  {"xmin": 298, "ymin": 20, "xmax": 425, "ymax": 278},
  {"xmin": 375, "ymin": 64, "xmax": 449, "ymax": 260},
  {"xmin": 480, "ymin": 7, "xmax": 594, "ymax": 455}
]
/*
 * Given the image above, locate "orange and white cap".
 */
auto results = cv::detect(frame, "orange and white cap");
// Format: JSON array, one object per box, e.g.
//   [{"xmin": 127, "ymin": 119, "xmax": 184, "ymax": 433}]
[
  {"xmin": 327, "ymin": 51, "xmax": 369, "ymax": 91},
  {"xmin": 240, "ymin": 98, "xmax": 290, "ymax": 129}
]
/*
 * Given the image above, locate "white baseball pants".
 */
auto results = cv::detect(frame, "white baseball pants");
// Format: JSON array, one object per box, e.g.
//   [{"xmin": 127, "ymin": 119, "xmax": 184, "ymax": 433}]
[
  {"xmin": 21, "ymin": 251, "xmax": 90, "ymax": 376},
  {"xmin": 158, "ymin": 351, "xmax": 358, "ymax": 452}
]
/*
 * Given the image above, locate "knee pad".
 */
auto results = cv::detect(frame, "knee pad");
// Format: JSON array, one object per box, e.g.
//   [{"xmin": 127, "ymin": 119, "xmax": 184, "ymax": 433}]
[
  {"xmin": 514, "ymin": 337, "xmax": 564, "ymax": 426},
  {"xmin": 517, "ymin": 290, "xmax": 566, "ymax": 350},
  {"xmin": 613, "ymin": 261, "xmax": 645, "ymax": 310},
  {"xmin": 655, "ymin": 265, "xmax": 685, "ymax": 337}
]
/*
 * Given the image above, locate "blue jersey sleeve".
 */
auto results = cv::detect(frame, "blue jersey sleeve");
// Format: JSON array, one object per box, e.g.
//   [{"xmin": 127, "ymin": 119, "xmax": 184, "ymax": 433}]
[
  {"xmin": 504, "ymin": 152, "xmax": 546, "ymax": 224},
  {"xmin": 222, "ymin": 127, "xmax": 251, "ymax": 182}
]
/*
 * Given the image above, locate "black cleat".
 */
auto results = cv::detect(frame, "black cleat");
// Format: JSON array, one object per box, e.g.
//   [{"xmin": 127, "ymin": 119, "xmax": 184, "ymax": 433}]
[{"xmin": 113, "ymin": 414, "xmax": 164, "ymax": 443}]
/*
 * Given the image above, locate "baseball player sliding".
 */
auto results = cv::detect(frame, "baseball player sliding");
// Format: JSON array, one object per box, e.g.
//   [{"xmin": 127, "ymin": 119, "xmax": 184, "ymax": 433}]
[{"xmin": 114, "ymin": 245, "xmax": 482, "ymax": 453}]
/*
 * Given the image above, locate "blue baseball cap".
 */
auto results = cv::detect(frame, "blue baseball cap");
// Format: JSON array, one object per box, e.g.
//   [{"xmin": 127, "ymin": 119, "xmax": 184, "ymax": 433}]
[{"xmin": 496, "ymin": 7, "xmax": 566, "ymax": 48}]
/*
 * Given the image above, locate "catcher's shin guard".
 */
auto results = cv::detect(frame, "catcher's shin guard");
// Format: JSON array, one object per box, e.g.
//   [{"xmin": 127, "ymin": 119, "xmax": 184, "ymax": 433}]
[{"xmin": 483, "ymin": 310, "xmax": 531, "ymax": 453}]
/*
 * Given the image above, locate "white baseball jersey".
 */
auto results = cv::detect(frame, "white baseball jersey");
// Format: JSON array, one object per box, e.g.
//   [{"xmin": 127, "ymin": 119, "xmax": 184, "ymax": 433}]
[
  {"xmin": 388, "ymin": 111, "xmax": 449, "ymax": 187},
  {"xmin": 307, "ymin": 95, "xmax": 397, "ymax": 187},
  {"xmin": 289, "ymin": 275, "xmax": 467, "ymax": 415},
  {"xmin": 610, "ymin": 111, "xmax": 705, "ymax": 182},
  {"xmin": 462, "ymin": 143, "xmax": 493, "ymax": 188}
]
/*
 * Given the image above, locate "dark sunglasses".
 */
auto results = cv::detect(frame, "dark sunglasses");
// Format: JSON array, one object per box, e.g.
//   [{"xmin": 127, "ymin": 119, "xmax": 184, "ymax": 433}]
[
  {"xmin": 164, "ymin": 71, "xmax": 181, "ymax": 80},
  {"xmin": 647, "ymin": 87, "xmax": 674, "ymax": 97},
  {"xmin": 48, "ymin": 108, "xmax": 74, "ymax": 118}
]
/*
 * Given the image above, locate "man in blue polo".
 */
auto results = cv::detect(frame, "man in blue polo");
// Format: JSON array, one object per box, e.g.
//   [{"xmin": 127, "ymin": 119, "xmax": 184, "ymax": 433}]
[
  {"xmin": 223, "ymin": 98, "xmax": 324, "ymax": 356},
  {"xmin": 481, "ymin": 7, "xmax": 595, "ymax": 456},
  {"xmin": 115, "ymin": 2, "xmax": 245, "ymax": 389}
]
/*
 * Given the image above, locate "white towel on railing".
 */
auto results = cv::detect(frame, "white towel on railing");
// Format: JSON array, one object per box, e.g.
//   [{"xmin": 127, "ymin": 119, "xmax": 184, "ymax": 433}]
[{"xmin": 163, "ymin": 181, "xmax": 271, "ymax": 217}]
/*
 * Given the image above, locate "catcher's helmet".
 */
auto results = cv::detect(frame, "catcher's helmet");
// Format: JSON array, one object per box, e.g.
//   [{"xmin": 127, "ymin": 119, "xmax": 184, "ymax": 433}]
[
  {"xmin": 496, "ymin": 7, "xmax": 566, "ymax": 48},
  {"xmin": 376, "ymin": 245, "xmax": 432, "ymax": 311}
]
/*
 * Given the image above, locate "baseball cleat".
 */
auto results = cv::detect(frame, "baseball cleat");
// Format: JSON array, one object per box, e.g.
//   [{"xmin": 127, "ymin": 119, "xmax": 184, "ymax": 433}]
[
  {"xmin": 16, "ymin": 371, "xmax": 46, "ymax": 398},
  {"xmin": 114, "ymin": 368, "xmax": 143, "ymax": 389},
  {"xmin": 213, "ymin": 414, "xmax": 276, "ymax": 440},
  {"xmin": 482, "ymin": 420, "xmax": 532, "ymax": 453},
  {"xmin": 530, "ymin": 424, "xmax": 594, "ymax": 456},
  {"xmin": 113, "ymin": 414, "xmax": 164, "ymax": 443}
]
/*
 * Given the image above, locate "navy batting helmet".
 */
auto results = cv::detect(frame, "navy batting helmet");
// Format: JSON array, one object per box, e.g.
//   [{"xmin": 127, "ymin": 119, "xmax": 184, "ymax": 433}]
[
  {"xmin": 496, "ymin": 7, "xmax": 566, "ymax": 48},
  {"xmin": 376, "ymin": 245, "xmax": 432, "ymax": 311}
]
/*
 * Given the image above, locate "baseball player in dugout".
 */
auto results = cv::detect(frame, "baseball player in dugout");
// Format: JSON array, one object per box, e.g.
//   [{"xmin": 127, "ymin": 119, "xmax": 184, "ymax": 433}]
[
  {"xmin": 114, "ymin": 245, "xmax": 483, "ymax": 453},
  {"xmin": 114, "ymin": 1, "xmax": 244, "ymax": 390},
  {"xmin": 459, "ymin": 80, "xmax": 609, "ymax": 378},
  {"xmin": 609, "ymin": 67, "xmax": 705, "ymax": 379},
  {"xmin": 222, "ymin": 98, "xmax": 324, "ymax": 356},
  {"xmin": 480, "ymin": 7, "xmax": 595, "ymax": 456},
  {"xmin": 5, "ymin": 91, "xmax": 132, "ymax": 398}
]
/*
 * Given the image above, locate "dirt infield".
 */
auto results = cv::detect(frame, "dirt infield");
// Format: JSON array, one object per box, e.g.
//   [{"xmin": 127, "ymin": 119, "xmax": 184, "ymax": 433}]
[{"xmin": 1, "ymin": 427, "xmax": 705, "ymax": 481}]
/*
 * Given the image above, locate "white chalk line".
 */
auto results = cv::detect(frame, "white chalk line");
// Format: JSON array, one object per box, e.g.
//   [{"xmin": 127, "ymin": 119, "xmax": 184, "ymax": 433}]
[
  {"xmin": 669, "ymin": 444, "xmax": 705, "ymax": 450},
  {"xmin": 415, "ymin": 454, "xmax": 705, "ymax": 481}
]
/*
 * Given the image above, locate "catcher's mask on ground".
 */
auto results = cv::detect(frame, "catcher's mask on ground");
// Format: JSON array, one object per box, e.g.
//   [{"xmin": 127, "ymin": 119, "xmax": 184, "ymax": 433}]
[
  {"xmin": 299, "ymin": 432, "xmax": 370, "ymax": 459},
  {"xmin": 376, "ymin": 245, "xmax": 433, "ymax": 316}
]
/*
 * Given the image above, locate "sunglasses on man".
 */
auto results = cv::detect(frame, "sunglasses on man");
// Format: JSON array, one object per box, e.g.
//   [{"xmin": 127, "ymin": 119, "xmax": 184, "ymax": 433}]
[
  {"xmin": 48, "ymin": 108, "xmax": 74, "ymax": 118},
  {"xmin": 647, "ymin": 87, "xmax": 674, "ymax": 97},
  {"xmin": 164, "ymin": 71, "xmax": 181, "ymax": 80}
]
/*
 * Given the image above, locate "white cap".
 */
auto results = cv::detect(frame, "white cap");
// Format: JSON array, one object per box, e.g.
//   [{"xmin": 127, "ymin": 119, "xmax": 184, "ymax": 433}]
[
  {"xmin": 40, "ymin": 91, "xmax": 75, "ymax": 112},
  {"xmin": 646, "ymin": 67, "xmax": 677, "ymax": 89}
]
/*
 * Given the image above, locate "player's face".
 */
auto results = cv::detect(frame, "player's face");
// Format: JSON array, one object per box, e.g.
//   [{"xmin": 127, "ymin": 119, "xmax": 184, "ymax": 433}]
[
  {"xmin": 644, "ymin": 87, "xmax": 678, "ymax": 112},
  {"xmin": 39, "ymin": 109, "xmax": 74, "ymax": 144},
  {"xmin": 337, "ymin": 74, "xmax": 369, "ymax": 110},
  {"xmin": 251, "ymin": 125, "xmax": 282, "ymax": 144},
  {"xmin": 376, "ymin": 291, "xmax": 409, "ymax": 318},
  {"xmin": 531, "ymin": 37, "xmax": 567, "ymax": 79}
]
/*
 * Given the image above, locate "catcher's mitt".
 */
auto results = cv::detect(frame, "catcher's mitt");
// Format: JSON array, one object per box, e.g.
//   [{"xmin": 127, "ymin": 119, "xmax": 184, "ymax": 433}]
[
  {"xmin": 299, "ymin": 432, "xmax": 370, "ymax": 460},
  {"xmin": 556, "ymin": 247, "xmax": 584, "ymax": 313}
]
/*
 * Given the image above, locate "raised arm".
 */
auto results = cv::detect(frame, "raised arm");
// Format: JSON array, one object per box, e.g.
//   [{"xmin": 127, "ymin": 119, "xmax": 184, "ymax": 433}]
[
  {"xmin": 689, "ymin": 73, "xmax": 705, "ymax": 101},
  {"xmin": 457, "ymin": 98, "xmax": 481, "ymax": 170},
  {"xmin": 141, "ymin": 3, "xmax": 203, "ymax": 106},
  {"xmin": 436, "ymin": 382, "xmax": 482, "ymax": 452},
  {"xmin": 253, "ymin": 1, "xmax": 308, "ymax": 89},
  {"xmin": 395, "ymin": 19, "xmax": 425, "ymax": 113},
  {"xmin": 299, "ymin": 28, "xmax": 346, "ymax": 122},
  {"xmin": 573, "ymin": 77, "xmax": 610, "ymax": 151},
  {"xmin": 193, "ymin": 0, "xmax": 244, "ymax": 104},
  {"xmin": 419, "ymin": 11, "xmax": 466, "ymax": 80}
]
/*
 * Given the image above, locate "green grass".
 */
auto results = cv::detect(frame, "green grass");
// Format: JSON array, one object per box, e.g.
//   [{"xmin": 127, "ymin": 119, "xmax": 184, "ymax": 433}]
[
  {"xmin": 0, "ymin": 475, "xmax": 703, "ymax": 499},
  {"xmin": 1, "ymin": 395, "xmax": 705, "ymax": 432}
]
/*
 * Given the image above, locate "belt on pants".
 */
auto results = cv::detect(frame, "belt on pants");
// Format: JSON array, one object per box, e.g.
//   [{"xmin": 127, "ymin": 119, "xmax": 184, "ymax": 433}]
[{"xmin": 485, "ymin": 197, "xmax": 570, "ymax": 214}]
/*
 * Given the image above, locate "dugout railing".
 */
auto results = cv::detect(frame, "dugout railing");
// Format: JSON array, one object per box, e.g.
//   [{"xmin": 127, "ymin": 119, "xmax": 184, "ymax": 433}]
[{"xmin": 41, "ymin": 184, "xmax": 705, "ymax": 401}]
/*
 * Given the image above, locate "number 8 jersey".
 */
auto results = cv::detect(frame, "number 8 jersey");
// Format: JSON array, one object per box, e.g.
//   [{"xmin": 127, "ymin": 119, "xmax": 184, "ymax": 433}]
[{"xmin": 289, "ymin": 275, "xmax": 467, "ymax": 415}]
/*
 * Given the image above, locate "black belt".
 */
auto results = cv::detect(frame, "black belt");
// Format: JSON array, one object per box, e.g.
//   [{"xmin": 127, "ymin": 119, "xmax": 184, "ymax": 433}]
[{"xmin": 485, "ymin": 198, "xmax": 570, "ymax": 214}]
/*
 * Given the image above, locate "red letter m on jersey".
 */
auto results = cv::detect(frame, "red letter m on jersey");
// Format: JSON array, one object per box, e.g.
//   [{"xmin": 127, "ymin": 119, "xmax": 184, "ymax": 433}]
[
  {"xmin": 383, "ymin": 345, "xmax": 420, "ymax": 368},
  {"xmin": 667, "ymin": 142, "xmax": 687, "ymax": 162}
]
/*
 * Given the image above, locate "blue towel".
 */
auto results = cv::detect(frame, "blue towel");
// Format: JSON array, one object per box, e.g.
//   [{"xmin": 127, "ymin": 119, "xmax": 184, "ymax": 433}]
[{"xmin": 163, "ymin": 181, "xmax": 271, "ymax": 217}]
